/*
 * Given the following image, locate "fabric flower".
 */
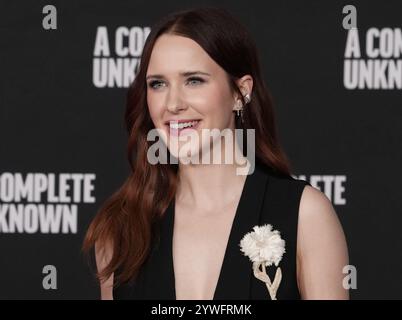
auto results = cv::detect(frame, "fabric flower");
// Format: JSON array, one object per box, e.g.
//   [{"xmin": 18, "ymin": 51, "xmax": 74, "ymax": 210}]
[
  {"xmin": 239, "ymin": 224, "xmax": 285, "ymax": 300},
  {"xmin": 239, "ymin": 224, "xmax": 285, "ymax": 267}
]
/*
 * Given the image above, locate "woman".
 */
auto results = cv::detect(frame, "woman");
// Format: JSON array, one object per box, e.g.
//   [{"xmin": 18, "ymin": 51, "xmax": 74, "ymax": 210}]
[{"xmin": 83, "ymin": 7, "xmax": 349, "ymax": 300}]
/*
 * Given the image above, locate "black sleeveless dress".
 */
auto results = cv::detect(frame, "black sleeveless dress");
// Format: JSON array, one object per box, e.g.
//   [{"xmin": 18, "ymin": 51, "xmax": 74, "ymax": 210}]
[{"xmin": 113, "ymin": 161, "xmax": 311, "ymax": 300}]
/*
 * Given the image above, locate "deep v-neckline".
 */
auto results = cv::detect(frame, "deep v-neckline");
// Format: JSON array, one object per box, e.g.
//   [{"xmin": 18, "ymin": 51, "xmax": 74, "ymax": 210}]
[
  {"xmin": 170, "ymin": 176, "xmax": 247, "ymax": 300},
  {"xmin": 162, "ymin": 162, "xmax": 269, "ymax": 300}
]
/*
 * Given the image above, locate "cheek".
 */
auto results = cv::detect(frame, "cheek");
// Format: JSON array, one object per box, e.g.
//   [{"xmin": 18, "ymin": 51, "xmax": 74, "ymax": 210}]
[
  {"xmin": 196, "ymin": 86, "xmax": 233, "ymax": 118},
  {"xmin": 147, "ymin": 94, "xmax": 164, "ymax": 124},
  {"xmin": 207, "ymin": 90, "xmax": 234, "ymax": 125}
]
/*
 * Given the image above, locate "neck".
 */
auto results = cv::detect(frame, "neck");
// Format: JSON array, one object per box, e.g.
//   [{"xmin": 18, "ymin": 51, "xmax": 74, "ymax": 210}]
[{"xmin": 175, "ymin": 138, "xmax": 250, "ymax": 212}]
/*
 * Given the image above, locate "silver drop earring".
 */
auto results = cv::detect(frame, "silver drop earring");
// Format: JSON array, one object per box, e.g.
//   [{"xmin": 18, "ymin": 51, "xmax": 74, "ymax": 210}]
[
  {"xmin": 244, "ymin": 93, "xmax": 251, "ymax": 104},
  {"xmin": 233, "ymin": 93, "xmax": 251, "ymax": 123},
  {"xmin": 233, "ymin": 99, "xmax": 243, "ymax": 121}
]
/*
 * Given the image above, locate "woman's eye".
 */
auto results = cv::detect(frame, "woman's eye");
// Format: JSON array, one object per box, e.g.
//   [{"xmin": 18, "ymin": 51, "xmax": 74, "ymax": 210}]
[
  {"xmin": 187, "ymin": 77, "xmax": 204, "ymax": 86},
  {"xmin": 148, "ymin": 80, "xmax": 165, "ymax": 89}
]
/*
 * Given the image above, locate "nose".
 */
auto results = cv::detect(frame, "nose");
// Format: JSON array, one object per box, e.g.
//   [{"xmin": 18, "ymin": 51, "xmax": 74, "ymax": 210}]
[{"xmin": 165, "ymin": 84, "xmax": 187, "ymax": 114}]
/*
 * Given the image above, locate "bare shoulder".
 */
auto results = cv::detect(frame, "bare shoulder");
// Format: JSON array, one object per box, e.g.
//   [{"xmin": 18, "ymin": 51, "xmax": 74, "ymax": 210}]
[
  {"xmin": 95, "ymin": 240, "xmax": 114, "ymax": 300},
  {"xmin": 296, "ymin": 185, "xmax": 349, "ymax": 299}
]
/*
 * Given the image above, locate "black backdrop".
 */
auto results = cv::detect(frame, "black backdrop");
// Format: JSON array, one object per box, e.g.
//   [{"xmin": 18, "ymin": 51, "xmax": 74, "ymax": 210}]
[{"xmin": 1, "ymin": 0, "xmax": 401, "ymax": 299}]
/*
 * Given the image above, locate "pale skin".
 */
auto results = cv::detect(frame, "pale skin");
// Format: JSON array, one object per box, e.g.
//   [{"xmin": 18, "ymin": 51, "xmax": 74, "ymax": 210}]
[{"xmin": 96, "ymin": 34, "xmax": 349, "ymax": 300}]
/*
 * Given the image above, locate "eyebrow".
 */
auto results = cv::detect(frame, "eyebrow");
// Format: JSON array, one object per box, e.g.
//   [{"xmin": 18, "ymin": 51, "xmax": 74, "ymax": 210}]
[{"xmin": 146, "ymin": 71, "xmax": 211, "ymax": 80}]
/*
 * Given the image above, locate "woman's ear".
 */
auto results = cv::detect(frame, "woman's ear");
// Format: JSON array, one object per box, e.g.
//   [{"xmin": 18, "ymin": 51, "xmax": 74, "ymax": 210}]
[{"xmin": 235, "ymin": 75, "xmax": 253, "ymax": 99}]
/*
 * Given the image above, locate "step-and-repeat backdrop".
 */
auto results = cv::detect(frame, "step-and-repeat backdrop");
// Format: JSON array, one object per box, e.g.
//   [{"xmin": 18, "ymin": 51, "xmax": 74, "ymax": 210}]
[{"xmin": 1, "ymin": 1, "xmax": 401, "ymax": 299}]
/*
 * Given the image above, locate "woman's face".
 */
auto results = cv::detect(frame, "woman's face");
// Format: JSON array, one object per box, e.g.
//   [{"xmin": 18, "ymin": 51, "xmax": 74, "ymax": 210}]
[{"xmin": 146, "ymin": 34, "xmax": 243, "ymax": 161}]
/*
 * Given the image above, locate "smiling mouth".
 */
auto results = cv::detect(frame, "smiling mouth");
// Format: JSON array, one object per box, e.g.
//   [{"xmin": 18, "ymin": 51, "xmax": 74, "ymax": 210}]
[{"xmin": 164, "ymin": 119, "xmax": 201, "ymax": 135}]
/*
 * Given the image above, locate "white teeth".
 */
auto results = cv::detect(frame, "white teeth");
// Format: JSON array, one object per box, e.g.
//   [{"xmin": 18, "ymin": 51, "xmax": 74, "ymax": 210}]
[{"xmin": 169, "ymin": 120, "xmax": 199, "ymax": 129}]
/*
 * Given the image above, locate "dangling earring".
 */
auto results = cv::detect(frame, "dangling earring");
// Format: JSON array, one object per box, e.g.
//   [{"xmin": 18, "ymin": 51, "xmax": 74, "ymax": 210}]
[
  {"xmin": 233, "ymin": 91, "xmax": 251, "ymax": 123},
  {"xmin": 233, "ymin": 99, "xmax": 244, "ymax": 123},
  {"xmin": 244, "ymin": 93, "xmax": 251, "ymax": 104}
]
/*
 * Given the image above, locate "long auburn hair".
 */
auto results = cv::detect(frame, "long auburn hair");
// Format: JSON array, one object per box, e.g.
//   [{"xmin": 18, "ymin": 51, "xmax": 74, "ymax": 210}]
[{"xmin": 83, "ymin": 6, "xmax": 292, "ymax": 287}]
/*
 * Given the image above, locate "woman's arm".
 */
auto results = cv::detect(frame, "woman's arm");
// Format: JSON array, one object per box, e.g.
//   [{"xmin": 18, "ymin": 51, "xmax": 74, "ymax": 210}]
[
  {"xmin": 297, "ymin": 185, "xmax": 349, "ymax": 299},
  {"xmin": 95, "ymin": 240, "xmax": 114, "ymax": 300}
]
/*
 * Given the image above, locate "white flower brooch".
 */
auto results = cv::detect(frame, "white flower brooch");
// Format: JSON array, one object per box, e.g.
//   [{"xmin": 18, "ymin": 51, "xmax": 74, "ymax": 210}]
[{"xmin": 239, "ymin": 224, "xmax": 285, "ymax": 300}]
